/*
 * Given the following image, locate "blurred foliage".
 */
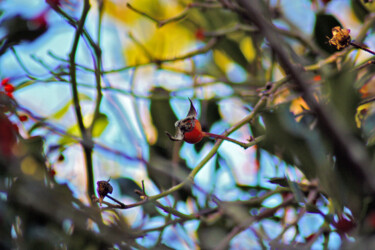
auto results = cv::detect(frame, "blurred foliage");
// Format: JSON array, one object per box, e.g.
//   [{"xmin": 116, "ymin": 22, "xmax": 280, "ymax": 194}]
[{"xmin": 2, "ymin": 0, "xmax": 375, "ymax": 249}]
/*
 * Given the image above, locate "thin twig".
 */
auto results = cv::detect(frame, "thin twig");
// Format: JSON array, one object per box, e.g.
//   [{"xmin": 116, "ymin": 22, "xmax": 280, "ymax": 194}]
[
  {"xmin": 127, "ymin": 3, "xmax": 188, "ymax": 28},
  {"xmin": 350, "ymin": 41, "xmax": 375, "ymax": 56}
]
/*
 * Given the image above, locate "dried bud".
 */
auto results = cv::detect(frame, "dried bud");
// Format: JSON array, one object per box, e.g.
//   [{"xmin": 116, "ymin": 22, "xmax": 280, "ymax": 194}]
[
  {"xmin": 328, "ymin": 26, "xmax": 351, "ymax": 50},
  {"xmin": 96, "ymin": 179, "xmax": 113, "ymax": 205}
]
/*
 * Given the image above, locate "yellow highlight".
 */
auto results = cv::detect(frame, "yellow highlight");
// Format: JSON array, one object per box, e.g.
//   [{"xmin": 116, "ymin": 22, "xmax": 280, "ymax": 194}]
[
  {"xmin": 21, "ymin": 156, "xmax": 38, "ymax": 176},
  {"xmin": 123, "ymin": 22, "xmax": 194, "ymax": 65},
  {"xmin": 104, "ymin": 0, "xmax": 185, "ymax": 25},
  {"xmin": 355, "ymin": 103, "xmax": 372, "ymax": 128},
  {"xmin": 240, "ymin": 37, "xmax": 255, "ymax": 62},
  {"xmin": 213, "ymin": 50, "xmax": 232, "ymax": 73}
]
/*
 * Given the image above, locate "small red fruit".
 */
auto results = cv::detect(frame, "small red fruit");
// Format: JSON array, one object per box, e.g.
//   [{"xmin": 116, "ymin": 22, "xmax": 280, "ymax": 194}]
[
  {"xmin": 1, "ymin": 78, "xmax": 10, "ymax": 86},
  {"xmin": 19, "ymin": 115, "xmax": 28, "ymax": 122},
  {"xmin": 166, "ymin": 99, "xmax": 205, "ymax": 144},
  {"xmin": 4, "ymin": 84, "xmax": 15, "ymax": 93},
  {"xmin": 183, "ymin": 118, "xmax": 204, "ymax": 144}
]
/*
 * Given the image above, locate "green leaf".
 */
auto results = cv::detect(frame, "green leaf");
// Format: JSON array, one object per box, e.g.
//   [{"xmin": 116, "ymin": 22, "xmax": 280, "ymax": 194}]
[
  {"xmin": 52, "ymin": 93, "xmax": 92, "ymax": 120},
  {"xmin": 269, "ymin": 177, "xmax": 289, "ymax": 187},
  {"xmin": 351, "ymin": 0, "xmax": 370, "ymax": 22},
  {"xmin": 58, "ymin": 113, "xmax": 108, "ymax": 146},
  {"xmin": 114, "ymin": 177, "xmax": 142, "ymax": 200},
  {"xmin": 92, "ymin": 113, "xmax": 108, "ymax": 138},
  {"xmin": 216, "ymin": 37, "xmax": 249, "ymax": 69},
  {"xmin": 287, "ymin": 178, "xmax": 305, "ymax": 204},
  {"xmin": 262, "ymin": 104, "xmax": 328, "ymax": 180}
]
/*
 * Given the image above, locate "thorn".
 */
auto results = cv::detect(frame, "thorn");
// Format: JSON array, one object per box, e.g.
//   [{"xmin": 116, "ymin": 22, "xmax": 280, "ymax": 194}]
[{"xmin": 187, "ymin": 98, "xmax": 198, "ymax": 118}]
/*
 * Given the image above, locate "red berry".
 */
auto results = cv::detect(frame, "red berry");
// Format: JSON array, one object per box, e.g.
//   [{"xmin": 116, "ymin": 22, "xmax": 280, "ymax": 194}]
[
  {"xmin": 6, "ymin": 92, "xmax": 13, "ymax": 99},
  {"xmin": 19, "ymin": 115, "xmax": 28, "ymax": 122},
  {"xmin": 1, "ymin": 78, "xmax": 10, "ymax": 86},
  {"xmin": 4, "ymin": 84, "xmax": 15, "ymax": 93}
]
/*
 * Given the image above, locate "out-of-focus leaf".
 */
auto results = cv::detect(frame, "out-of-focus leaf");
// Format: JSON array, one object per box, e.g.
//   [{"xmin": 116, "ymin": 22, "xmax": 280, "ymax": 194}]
[
  {"xmin": 287, "ymin": 178, "xmax": 305, "ymax": 204},
  {"xmin": 21, "ymin": 136, "xmax": 45, "ymax": 164},
  {"xmin": 198, "ymin": 218, "xmax": 233, "ymax": 250},
  {"xmin": 326, "ymin": 62, "xmax": 359, "ymax": 130},
  {"xmin": 52, "ymin": 93, "xmax": 91, "ymax": 120},
  {"xmin": 58, "ymin": 113, "xmax": 108, "ymax": 146},
  {"xmin": 150, "ymin": 87, "xmax": 178, "ymax": 150},
  {"xmin": 262, "ymin": 104, "xmax": 327, "ymax": 180},
  {"xmin": 356, "ymin": 103, "xmax": 372, "ymax": 129},
  {"xmin": 28, "ymin": 121, "xmax": 46, "ymax": 134},
  {"xmin": 114, "ymin": 177, "xmax": 142, "ymax": 200},
  {"xmin": 351, "ymin": 0, "xmax": 370, "ymax": 22},
  {"xmin": 113, "ymin": 177, "xmax": 160, "ymax": 217},
  {"xmin": 92, "ymin": 113, "xmax": 109, "ymax": 137},
  {"xmin": 269, "ymin": 177, "xmax": 289, "ymax": 187},
  {"xmin": 313, "ymin": 13, "xmax": 342, "ymax": 54},
  {"xmin": 216, "ymin": 37, "xmax": 249, "ymax": 69}
]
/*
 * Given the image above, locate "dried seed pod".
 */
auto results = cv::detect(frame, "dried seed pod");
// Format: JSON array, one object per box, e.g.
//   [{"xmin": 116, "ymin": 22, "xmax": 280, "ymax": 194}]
[
  {"xmin": 328, "ymin": 26, "xmax": 351, "ymax": 50},
  {"xmin": 96, "ymin": 179, "xmax": 113, "ymax": 205}
]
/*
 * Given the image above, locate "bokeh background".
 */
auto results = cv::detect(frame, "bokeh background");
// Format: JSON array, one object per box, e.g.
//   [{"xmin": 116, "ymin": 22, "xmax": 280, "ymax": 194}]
[{"xmin": 2, "ymin": 0, "xmax": 375, "ymax": 249}]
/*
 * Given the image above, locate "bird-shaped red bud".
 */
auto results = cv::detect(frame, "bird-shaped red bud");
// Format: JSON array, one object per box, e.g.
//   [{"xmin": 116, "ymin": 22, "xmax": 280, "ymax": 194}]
[
  {"xmin": 166, "ymin": 99, "xmax": 246, "ymax": 146},
  {"xmin": 166, "ymin": 98, "xmax": 204, "ymax": 144}
]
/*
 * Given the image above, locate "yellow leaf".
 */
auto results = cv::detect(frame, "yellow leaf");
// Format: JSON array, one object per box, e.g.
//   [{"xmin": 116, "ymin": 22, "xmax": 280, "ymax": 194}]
[
  {"xmin": 213, "ymin": 50, "xmax": 232, "ymax": 73},
  {"xmin": 240, "ymin": 37, "xmax": 255, "ymax": 62},
  {"xmin": 355, "ymin": 103, "xmax": 371, "ymax": 128}
]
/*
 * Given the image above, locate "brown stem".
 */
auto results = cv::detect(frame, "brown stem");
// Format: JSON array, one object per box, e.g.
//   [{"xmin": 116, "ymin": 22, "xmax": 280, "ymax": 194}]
[
  {"xmin": 350, "ymin": 41, "xmax": 375, "ymax": 56},
  {"xmin": 203, "ymin": 132, "xmax": 247, "ymax": 147}
]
